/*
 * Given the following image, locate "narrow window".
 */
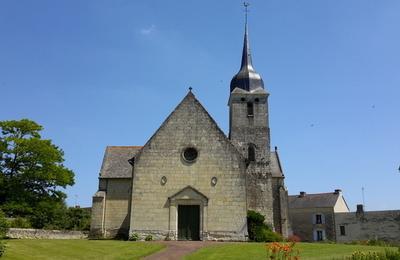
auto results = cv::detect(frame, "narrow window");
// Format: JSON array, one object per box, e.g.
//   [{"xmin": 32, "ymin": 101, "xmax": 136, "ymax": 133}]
[
  {"xmin": 248, "ymin": 144, "xmax": 255, "ymax": 162},
  {"xmin": 316, "ymin": 214, "xmax": 322, "ymax": 224},
  {"xmin": 247, "ymin": 102, "xmax": 254, "ymax": 116},
  {"xmin": 340, "ymin": 225, "xmax": 346, "ymax": 236}
]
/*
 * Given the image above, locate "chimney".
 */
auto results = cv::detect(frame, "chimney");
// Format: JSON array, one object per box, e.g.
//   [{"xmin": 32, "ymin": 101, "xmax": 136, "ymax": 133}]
[
  {"xmin": 334, "ymin": 189, "xmax": 342, "ymax": 194},
  {"xmin": 299, "ymin": 191, "xmax": 306, "ymax": 197},
  {"xmin": 356, "ymin": 204, "xmax": 365, "ymax": 219}
]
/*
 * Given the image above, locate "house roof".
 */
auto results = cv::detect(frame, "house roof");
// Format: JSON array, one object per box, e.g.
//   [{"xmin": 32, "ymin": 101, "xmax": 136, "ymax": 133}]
[
  {"xmin": 99, "ymin": 146, "xmax": 142, "ymax": 178},
  {"xmin": 288, "ymin": 192, "xmax": 341, "ymax": 209}
]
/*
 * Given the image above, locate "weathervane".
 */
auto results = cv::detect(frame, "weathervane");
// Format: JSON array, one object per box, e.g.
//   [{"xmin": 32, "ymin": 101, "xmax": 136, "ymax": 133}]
[{"xmin": 243, "ymin": 2, "xmax": 250, "ymax": 25}]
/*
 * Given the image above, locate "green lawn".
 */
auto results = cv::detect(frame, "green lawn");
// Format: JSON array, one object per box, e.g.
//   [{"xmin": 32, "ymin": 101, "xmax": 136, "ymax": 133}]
[
  {"xmin": 184, "ymin": 242, "xmax": 397, "ymax": 260},
  {"xmin": 2, "ymin": 239, "xmax": 165, "ymax": 260},
  {"xmin": 2, "ymin": 240, "xmax": 398, "ymax": 260}
]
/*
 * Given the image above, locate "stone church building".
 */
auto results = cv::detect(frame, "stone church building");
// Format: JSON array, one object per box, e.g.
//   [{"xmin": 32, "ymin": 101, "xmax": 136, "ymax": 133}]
[{"xmin": 90, "ymin": 22, "xmax": 290, "ymax": 241}]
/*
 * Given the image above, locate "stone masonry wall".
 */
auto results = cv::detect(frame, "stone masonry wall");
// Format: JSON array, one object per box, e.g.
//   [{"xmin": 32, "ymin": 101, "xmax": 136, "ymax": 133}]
[
  {"xmin": 246, "ymin": 163, "xmax": 274, "ymax": 227},
  {"xmin": 229, "ymin": 91, "xmax": 270, "ymax": 161},
  {"xmin": 272, "ymin": 178, "xmax": 283, "ymax": 233},
  {"xmin": 130, "ymin": 93, "xmax": 248, "ymax": 241},
  {"xmin": 289, "ymin": 207, "xmax": 336, "ymax": 241},
  {"xmin": 103, "ymin": 178, "xmax": 132, "ymax": 238},
  {"xmin": 335, "ymin": 210, "xmax": 400, "ymax": 243},
  {"xmin": 279, "ymin": 185, "xmax": 290, "ymax": 238},
  {"xmin": 7, "ymin": 228, "xmax": 88, "ymax": 239},
  {"xmin": 90, "ymin": 191, "xmax": 105, "ymax": 237}
]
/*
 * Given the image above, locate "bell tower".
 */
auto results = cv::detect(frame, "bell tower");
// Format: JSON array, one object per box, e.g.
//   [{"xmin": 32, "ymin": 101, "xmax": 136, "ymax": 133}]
[{"xmin": 228, "ymin": 5, "xmax": 270, "ymax": 163}]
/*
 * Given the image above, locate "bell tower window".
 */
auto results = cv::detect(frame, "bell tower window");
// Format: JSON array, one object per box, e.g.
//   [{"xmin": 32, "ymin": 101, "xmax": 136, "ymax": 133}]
[{"xmin": 247, "ymin": 102, "xmax": 254, "ymax": 116}]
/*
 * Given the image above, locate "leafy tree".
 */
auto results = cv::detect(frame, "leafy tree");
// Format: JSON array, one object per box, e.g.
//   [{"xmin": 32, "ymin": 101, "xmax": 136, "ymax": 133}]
[
  {"xmin": 65, "ymin": 207, "xmax": 91, "ymax": 231},
  {"xmin": 0, "ymin": 119, "xmax": 74, "ymax": 226},
  {"xmin": 29, "ymin": 199, "xmax": 68, "ymax": 229}
]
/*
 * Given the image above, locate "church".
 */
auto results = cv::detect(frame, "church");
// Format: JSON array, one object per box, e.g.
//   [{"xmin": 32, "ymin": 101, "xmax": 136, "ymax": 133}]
[{"xmin": 90, "ymin": 18, "xmax": 290, "ymax": 241}]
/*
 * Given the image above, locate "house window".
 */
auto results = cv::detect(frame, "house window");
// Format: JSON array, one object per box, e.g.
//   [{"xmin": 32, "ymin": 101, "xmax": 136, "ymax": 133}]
[
  {"xmin": 316, "ymin": 230, "xmax": 323, "ymax": 241},
  {"xmin": 340, "ymin": 225, "xmax": 346, "ymax": 236},
  {"xmin": 248, "ymin": 144, "xmax": 255, "ymax": 162},
  {"xmin": 316, "ymin": 214, "xmax": 322, "ymax": 224},
  {"xmin": 247, "ymin": 102, "xmax": 254, "ymax": 116}
]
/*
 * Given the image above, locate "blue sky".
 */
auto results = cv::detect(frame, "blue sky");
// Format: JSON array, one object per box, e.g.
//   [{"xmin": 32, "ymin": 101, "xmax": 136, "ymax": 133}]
[{"xmin": 1, "ymin": 0, "xmax": 399, "ymax": 211}]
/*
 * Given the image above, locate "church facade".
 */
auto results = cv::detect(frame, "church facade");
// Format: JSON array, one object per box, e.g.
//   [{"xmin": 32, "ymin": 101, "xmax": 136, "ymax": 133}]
[{"xmin": 90, "ymin": 22, "xmax": 290, "ymax": 241}]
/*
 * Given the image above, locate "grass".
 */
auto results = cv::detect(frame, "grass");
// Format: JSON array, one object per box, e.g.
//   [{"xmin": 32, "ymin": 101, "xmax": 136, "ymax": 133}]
[
  {"xmin": 184, "ymin": 242, "xmax": 397, "ymax": 260},
  {"xmin": 2, "ymin": 240, "xmax": 398, "ymax": 260},
  {"xmin": 2, "ymin": 239, "xmax": 165, "ymax": 260}
]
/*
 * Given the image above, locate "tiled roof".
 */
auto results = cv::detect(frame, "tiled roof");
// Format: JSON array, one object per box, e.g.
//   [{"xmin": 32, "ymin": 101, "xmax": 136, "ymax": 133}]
[
  {"xmin": 99, "ymin": 146, "xmax": 142, "ymax": 178},
  {"xmin": 289, "ymin": 192, "xmax": 340, "ymax": 209}
]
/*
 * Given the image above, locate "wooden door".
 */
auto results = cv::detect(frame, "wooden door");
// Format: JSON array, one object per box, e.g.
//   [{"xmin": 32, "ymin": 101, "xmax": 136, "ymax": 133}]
[{"xmin": 178, "ymin": 205, "xmax": 200, "ymax": 240}]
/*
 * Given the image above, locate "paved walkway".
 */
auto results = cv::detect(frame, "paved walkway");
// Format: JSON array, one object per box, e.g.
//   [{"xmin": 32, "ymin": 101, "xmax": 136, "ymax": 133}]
[{"xmin": 143, "ymin": 241, "xmax": 219, "ymax": 260}]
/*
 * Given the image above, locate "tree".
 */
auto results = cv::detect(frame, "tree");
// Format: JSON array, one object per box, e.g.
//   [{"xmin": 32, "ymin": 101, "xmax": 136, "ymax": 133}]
[
  {"xmin": 65, "ymin": 207, "xmax": 91, "ymax": 231},
  {"xmin": 0, "ymin": 119, "xmax": 74, "ymax": 224}
]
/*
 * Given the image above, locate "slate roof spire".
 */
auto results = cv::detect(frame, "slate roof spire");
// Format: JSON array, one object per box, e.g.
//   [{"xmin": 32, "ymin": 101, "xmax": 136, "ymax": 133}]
[{"xmin": 230, "ymin": 3, "xmax": 265, "ymax": 92}]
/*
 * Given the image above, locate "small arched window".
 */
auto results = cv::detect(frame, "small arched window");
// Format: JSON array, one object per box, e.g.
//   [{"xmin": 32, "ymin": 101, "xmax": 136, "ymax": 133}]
[
  {"xmin": 248, "ymin": 144, "xmax": 256, "ymax": 162},
  {"xmin": 247, "ymin": 102, "xmax": 254, "ymax": 116}
]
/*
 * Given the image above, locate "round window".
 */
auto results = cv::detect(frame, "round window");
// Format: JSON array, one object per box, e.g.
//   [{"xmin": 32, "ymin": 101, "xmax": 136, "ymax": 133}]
[{"xmin": 182, "ymin": 147, "xmax": 198, "ymax": 162}]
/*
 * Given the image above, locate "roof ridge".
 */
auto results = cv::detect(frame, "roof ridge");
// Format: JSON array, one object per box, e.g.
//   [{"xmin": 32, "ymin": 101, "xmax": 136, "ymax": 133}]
[
  {"xmin": 108, "ymin": 146, "xmax": 143, "ymax": 149},
  {"xmin": 289, "ymin": 192, "xmax": 339, "ymax": 197}
]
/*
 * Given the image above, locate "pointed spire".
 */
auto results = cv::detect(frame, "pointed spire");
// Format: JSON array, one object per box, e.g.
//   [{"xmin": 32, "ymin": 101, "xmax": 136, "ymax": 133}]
[
  {"xmin": 240, "ymin": 2, "xmax": 253, "ymax": 69},
  {"xmin": 230, "ymin": 2, "xmax": 264, "ymax": 93}
]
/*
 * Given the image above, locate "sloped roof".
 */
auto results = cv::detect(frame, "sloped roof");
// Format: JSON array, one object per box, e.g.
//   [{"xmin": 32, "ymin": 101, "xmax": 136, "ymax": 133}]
[
  {"xmin": 289, "ymin": 192, "xmax": 340, "ymax": 209},
  {"xmin": 169, "ymin": 185, "xmax": 209, "ymax": 202},
  {"xmin": 134, "ymin": 91, "xmax": 244, "ymax": 163},
  {"xmin": 270, "ymin": 151, "xmax": 284, "ymax": 177},
  {"xmin": 99, "ymin": 146, "xmax": 142, "ymax": 178}
]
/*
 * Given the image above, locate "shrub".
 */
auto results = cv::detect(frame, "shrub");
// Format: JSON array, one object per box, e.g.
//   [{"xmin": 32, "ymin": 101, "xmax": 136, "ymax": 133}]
[
  {"xmin": 145, "ymin": 235, "xmax": 153, "ymax": 241},
  {"xmin": 0, "ymin": 210, "xmax": 9, "ymax": 238},
  {"xmin": 0, "ymin": 241, "xmax": 5, "ymax": 257},
  {"xmin": 28, "ymin": 200, "xmax": 68, "ymax": 229},
  {"xmin": 129, "ymin": 233, "xmax": 139, "ymax": 241},
  {"xmin": 347, "ymin": 248, "xmax": 400, "ymax": 260},
  {"xmin": 287, "ymin": 234, "xmax": 301, "ymax": 243},
  {"xmin": 366, "ymin": 239, "xmax": 389, "ymax": 247},
  {"xmin": 0, "ymin": 210, "xmax": 9, "ymax": 257},
  {"xmin": 266, "ymin": 242, "xmax": 300, "ymax": 259},
  {"xmin": 64, "ymin": 207, "xmax": 91, "ymax": 231},
  {"xmin": 384, "ymin": 247, "xmax": 400, "ymax": 259},
  {"xmin": 264, "ymin": 229, "xmax": 284, "ymax": 242},
  {"xmin": 247, "ymin": 210, "xmax": 283, "ymax": 242},
  {"xmin": 349, "ymin": 239, "xmax": 392, "ymax": 247},
  {"xmin": 10, "ymin": 217, "xmax": 32, "ymax": 228}
]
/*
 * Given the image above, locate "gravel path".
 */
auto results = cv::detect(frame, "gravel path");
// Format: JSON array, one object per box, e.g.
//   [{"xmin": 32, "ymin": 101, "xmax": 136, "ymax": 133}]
[{"xmin": 143, "ymin": 241, "xmax": 220, "ymax": 260}]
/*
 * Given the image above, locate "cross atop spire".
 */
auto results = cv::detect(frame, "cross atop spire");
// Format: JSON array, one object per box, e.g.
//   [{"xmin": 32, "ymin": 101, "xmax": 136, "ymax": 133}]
[
  {"xmin": 243, "ymin": 2, "xmax": 250, "ymax": 26},
  {"xmin": 230, "ymin": 2, "xmax": 264, "ymax": 93}
]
